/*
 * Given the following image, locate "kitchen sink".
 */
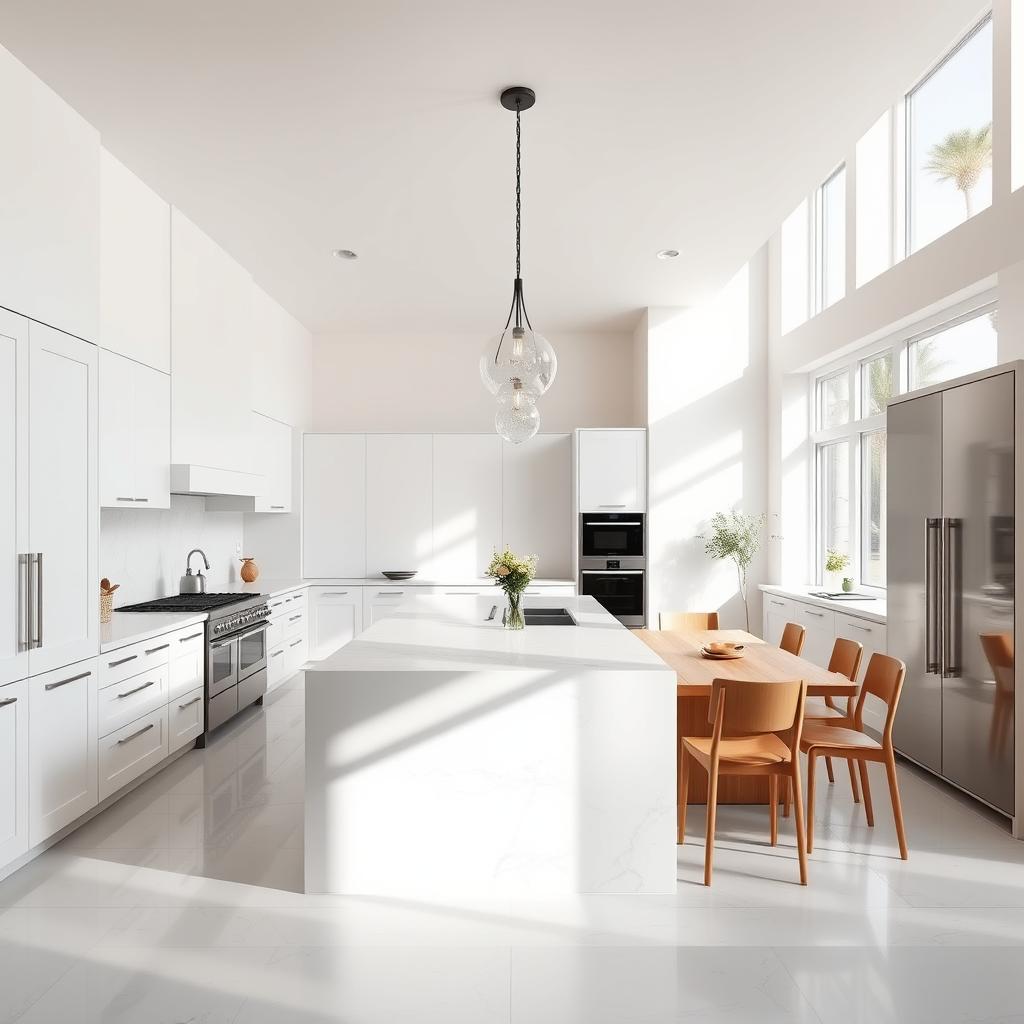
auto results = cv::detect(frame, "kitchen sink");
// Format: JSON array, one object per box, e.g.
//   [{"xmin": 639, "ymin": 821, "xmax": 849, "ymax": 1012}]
[{"xmin": 522, "ymin": 607, "xmax": 577, "ymax": 626}]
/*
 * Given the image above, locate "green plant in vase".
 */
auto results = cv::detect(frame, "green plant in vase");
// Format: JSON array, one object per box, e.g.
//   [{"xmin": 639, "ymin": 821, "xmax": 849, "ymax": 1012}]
[
  {"xmin": 825, "ymin": 549, "xmax": 850, "ymax": 590},
  {"xmin": 485, "ymin": 547, "xmax": 538, "ymax": 630},
  {"xmin": 700, "ymin": 511, "xmax": 766, "ymax": 631}
]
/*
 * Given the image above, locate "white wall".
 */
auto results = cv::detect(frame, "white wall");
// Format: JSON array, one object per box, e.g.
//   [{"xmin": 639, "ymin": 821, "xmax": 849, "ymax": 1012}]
[
  {"xmin": 312, "ymin": 331, "xmax": 637, "ymax": 433},
  {"xmin": 100, "ymin": 496, "xmax": 244, "ymax": 606},
  {"xmin": 638, "ymin": 246, "xmax": 771, "ymax": 632}
]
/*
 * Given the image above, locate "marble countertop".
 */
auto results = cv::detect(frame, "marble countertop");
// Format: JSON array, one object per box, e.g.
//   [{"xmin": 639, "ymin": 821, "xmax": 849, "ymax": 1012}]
[
  {"xmin": 100, "ymin": 610, "xmax": 208, "ymax": 654},
  {"xmin": 302, "ymin": 577, "xmax": 576, "ymax": 588},
  {"xmin": 313, "ymin": 594, "xmax": 668, "ymax": 673},
  {"xmin": 759, "ymin": 584, "xmax": 887, "ymax": 624}
]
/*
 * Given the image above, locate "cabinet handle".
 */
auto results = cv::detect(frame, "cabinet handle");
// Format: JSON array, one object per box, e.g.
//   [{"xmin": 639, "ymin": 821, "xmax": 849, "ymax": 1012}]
[
  {"xmin": 598, "ymin": 504, "xmax": 627, "ymax": 508},
  {"xmin": 115, "ymin": 497, "xmax": 134, "ymax": 502},
  {"xmin": 770, "ymin": 600, "xmax": 785, "ymax": 607},
  {"xmin": 17, "ymin": 553, "xmax": 28, "ymax": 653},
  {"xmin": 108, "ymin": 654, "xmax": 138, "ymax": 668},
  {"xmin": 34, "ymin": 552, "xmax": 42, "ymax": 649},
  {"xmin": 145, "ymin": 643, "xmax": 170, "ymax": 655},
  {"xmin": 0, "ymin": 696, "xmax": 16, "ymax": 709},
  {"xmin": 289, "ymin": 639, "xmax": 303, "ymax": 648},
  {"xmin": 117, "ymin": 722, "xmax": 154, "ymax": 745},
  {"xmin": 445, "ymin": 591, "xmax": 479, "ymax": 595},
  {"xmin": 270, "ymin": 650, "xmax": 284, "ymax": 658},
  {"xmin": 378, "ymin": 591, "xmax": 404, "ymax": 596},
  {"xmin": 134, "ymin": 497, "xmax": 150, "ymax": 503},
  {"xmin": 270, "ymin": 504, "xmax": 285, "ymax": 510},
  {"xmin": 179, "ymin": 632, "xmax": 204, "ymax": 643},
  {"xmin": 322, "ymin": 591, "xmax": 349, "ymax": 596},
  {"xmin": 289, "ymin": 614, "xmax": 302, "ymax": 622},
  {"xmin": 45, "ymin": 669, "xmax": 91, "ymax": 691},
  {"xmin": 804, "ymin": 610, "xmax": 825, "ymax": 618},
  {"xmin": 849, "ymin": 622, "xmax": 873, "ymax": 632},
  {"xmin": 117, "ymin": 679, "xmax": 156, "ymax": 699},
  {"xmin": 178, "ymin": 696, "xmax": 202, "ymax": 709}
]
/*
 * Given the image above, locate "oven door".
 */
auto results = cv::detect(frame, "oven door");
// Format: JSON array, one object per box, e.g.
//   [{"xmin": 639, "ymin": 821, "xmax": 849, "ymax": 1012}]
[
  {"xmin": 580, "ymin": 570, "xmax": 645, "ymax": 625},
  {"xmin": 208, "ymin": 635, "xmax": 238, "ymax": 698},
  {"xmin": 580, "ymin": 517, "xmax": 644, "ymax": 558},
  {"xmin": 237, "ymin": 624, "xmax": 268, "ymax": 682}
]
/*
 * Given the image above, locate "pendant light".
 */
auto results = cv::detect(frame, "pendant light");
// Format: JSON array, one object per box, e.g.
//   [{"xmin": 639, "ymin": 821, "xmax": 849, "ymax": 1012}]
[{"xmin": 481, "ymin": 86, "xmax": 556, "ymax": 443}]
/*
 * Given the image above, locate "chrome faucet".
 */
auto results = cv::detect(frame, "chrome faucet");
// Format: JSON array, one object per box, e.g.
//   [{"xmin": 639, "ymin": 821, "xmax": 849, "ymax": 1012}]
[{"xmin": 180, "ymin": 548, "xmax": 211, "ymax": 594}]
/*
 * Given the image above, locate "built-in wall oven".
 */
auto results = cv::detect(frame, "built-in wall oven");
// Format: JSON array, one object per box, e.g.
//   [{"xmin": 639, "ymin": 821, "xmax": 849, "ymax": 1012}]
[{"xmin": 579, "ymin": 512, "xmax": 646, "ymax": 627}]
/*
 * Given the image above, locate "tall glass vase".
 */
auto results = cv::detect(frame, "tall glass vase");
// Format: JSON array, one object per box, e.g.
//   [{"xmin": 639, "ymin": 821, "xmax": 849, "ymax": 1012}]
[{"xmin": 504, "ymin": 591, "xmax": 525, "ymax": 630}]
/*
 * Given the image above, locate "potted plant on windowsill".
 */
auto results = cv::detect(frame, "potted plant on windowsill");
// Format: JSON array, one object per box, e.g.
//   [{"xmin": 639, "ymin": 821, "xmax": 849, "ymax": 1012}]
[
  {"xmin": 825, "ymin": 549, "xmax": 851, "ymax": 592},
  {"xmin": 700, "ymin": 511, "xmax": 766, "ymax": 632}
]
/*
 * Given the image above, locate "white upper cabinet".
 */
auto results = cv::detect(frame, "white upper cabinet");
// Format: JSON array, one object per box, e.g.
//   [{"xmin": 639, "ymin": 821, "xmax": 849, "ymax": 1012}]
[
  {"xmin": 0, "ymin": 45, "xmax": 100, "ymax": 343},
  {"xmin": 250, "ymin": 282, "xmax": 312, "ymax": 428},
  {"xmin": 170, "ymin": 209, "xmax": 253, "ymax": 474},
  {"xmin": 577, "ymin": 429, "xmax": 647, "ymax": 512},
  {"xmin": 252, "ymin": 413, "xmax": 292, "ymax": 513},
  {"xmin": 366, "ymin": 435, "xmax": 433, "ymax": 575},
  {"xmin": 28, "ymin": 324, "xmax": 99, "ymax": 675},
  {"xmin": 99, "ymin": 349, "xmax": 170, "ymax": 509},
  {"xmin": 503, "ymin": 434, "xmax": 572, "ymax": 579},
  {"xmin": 0, "ymin": 311, "xmax": 28, "ymax": 687},
  {"xmin": 99, "ymin": 148, "xmax": 171, "ymax": 373},
  {"xmin": 430, "ymin": 435, "xmax": 501, "ymax": 577},
  {"xmin": 302, "ymin": 434, "xmax": 366, "ymax": 577}
]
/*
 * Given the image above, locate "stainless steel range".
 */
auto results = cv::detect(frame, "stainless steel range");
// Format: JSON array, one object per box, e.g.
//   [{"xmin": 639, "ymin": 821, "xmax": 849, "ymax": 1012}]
[{"xmin": 116, "ymin": 592, "xmax": 271, "ymax": 746}]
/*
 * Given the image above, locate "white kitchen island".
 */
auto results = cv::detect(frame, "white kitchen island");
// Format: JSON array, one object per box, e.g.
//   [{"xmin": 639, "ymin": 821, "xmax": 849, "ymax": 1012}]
[{"xmin": 305, "ymin": 594, "xmax": 677, "ymax": 896}]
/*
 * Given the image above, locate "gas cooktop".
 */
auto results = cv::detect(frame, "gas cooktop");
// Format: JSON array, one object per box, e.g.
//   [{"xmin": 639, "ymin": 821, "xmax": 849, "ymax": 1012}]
[{"xmin": 117, "ymin": 593, "xmax": 262, "ymax": 613}]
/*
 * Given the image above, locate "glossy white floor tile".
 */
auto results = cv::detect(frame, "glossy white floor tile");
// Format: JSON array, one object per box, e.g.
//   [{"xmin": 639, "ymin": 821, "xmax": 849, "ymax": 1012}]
[{"xmin": 4, "ymin": 669, "xmax": 1024, "ymax": 1022}]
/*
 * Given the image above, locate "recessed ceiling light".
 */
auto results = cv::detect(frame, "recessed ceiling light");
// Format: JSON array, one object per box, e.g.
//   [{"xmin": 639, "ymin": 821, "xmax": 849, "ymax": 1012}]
[
  {"xmin": 332, "ymin": 248, "xmax": 358, "ymax": 260},
  {"xmin": 656, "ymin": 249, "xmax": 680, "ymax": 260}
]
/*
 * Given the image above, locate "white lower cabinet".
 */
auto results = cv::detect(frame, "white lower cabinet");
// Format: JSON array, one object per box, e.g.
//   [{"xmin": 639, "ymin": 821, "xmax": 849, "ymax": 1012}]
[
  {"xmin": 0, "ymin": 679, "xmax": 29, "ymax": 865},
  {"xmin": 169, "ymin": 628, "xmax": 205, "ymax": 702},
  {"xmin": 309, "ymin": 587, "xmax": 362, "ymax": 660},
  {"xmin": 762, "ymin": 594, "xmax": 796, "ymax": 646},
  {"xmin": 284, "ymin": 635, "xmax": 307, "ymax": 677},
  {"xmin": 28, "ymin": 658, "xmax": 98, "ymax": 846},
  {"xmin": 792, "ymin": 605, "xmax": 836, "ymax": 668},
  {"xmin": 97, "ymin": 664, "xmax": 168, "ymax": 738},
  {"xmin": 169, "ymin": 686, "xmax": 204, "ymax": 754},
  {"xmin": 99, "ymin": 705, "xmax": 168, "ymax": 802},
  {"xmin": 363, "ymin": 586, "xmax": 426, "ymax": 627},
  {"xmin": 836, "ymin": 614, "xmax": 887, "ymax": 683}
]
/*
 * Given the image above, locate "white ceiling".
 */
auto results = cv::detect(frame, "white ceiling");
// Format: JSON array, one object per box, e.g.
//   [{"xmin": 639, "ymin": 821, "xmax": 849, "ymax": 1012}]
[{"xmin": 0, "ymin": 0, "xmax": 985, "ymax": 334}]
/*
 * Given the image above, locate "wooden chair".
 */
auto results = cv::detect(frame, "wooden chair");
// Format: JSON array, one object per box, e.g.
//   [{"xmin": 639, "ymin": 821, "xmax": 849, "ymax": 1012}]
[
  {"xmin": 779, "ymin": 622, "xmax": 806, "ymax": 657},
  {"xmin": 659, "ymin": 611, "xmax": 720, "ymax": 631},
  {"xmin": 679, "ymin": 677, "xmax": 808, "ymax": 886},
  {"xmin": 800, "ymin": 652, "xmax": 908, "ymax": 860},
  {"xmin": 806, "ymin": 637, "xmax": 864, "ymax": 798},
  {"xmin": 980, "ymin": 633, "xmax": 1014, "ymax": 756}
]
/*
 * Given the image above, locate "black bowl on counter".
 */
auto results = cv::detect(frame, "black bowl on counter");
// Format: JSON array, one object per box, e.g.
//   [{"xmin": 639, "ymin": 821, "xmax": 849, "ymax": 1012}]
[{"xmin": 381, "ymin": 571, "xmax": 418, "ymax": 581}]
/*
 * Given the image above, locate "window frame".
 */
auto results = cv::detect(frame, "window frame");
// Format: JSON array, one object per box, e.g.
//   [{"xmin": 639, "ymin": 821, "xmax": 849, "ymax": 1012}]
[
  {"xmin": 813, "ymin": 163, "xmax": 847, "ymax": 313},
  {"xmin": 903, "ymin": 12, "xmax": 994, "ymax": 258},
  {"xmin": 809, "ymin": 291, "xmax": 997, "ymax": 591}
]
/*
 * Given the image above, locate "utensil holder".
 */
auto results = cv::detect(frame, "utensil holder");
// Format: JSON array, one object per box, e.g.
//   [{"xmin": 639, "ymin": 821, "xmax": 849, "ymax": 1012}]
[{"xmin": 100, "ymin": 591, "xmax": 113, "ymax": 624}]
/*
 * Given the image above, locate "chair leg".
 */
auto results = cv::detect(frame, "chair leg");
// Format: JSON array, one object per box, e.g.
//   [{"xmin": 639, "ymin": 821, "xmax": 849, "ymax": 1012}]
[
  {"xmin": 805, "ymin": 752, "xmax": 817, "ymax": 854},
  {"xmin": 825, "ymin": 756, "xmax": 835, "ymax": 784},
  {"xmin": 769, "ymin": 774, "xmax": 778, "ymax": 847},
  {"xmin": 790, "ymin": 762, "xmax": 808, "ymax": 885},
  {"xmin": 783, "ymin": 775, "xmax": 792, "ymax": 818},
  {"xmin": 884, "ymin": 752, "xmax": 908, "ymax": 860},
  {"xmin": 847, "ymin": 757, "xmax": 861, "ymax": 803},
  {"xmin": 678, "ymin": 746, "xmax": 690, "ymax": 845},
  {"xmin": 858, "ymin": 759, "xmax": 874, "ymax": 827},
  {"xmin": 704, "ymin": 763, "xmax": 719, "ymax": 886}
]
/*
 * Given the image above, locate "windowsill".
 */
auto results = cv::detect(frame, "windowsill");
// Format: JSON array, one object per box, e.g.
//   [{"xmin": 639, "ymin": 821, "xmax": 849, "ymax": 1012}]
[{"xmin": 758, "ymin": 584, "xmax": 887, "ymax": 624}]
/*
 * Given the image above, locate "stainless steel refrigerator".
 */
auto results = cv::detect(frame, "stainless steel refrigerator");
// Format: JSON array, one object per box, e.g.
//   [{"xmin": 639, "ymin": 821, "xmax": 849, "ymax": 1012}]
[{"xmin": 888, "ymin": 366, "xmax": 1015, "ymax": 816}]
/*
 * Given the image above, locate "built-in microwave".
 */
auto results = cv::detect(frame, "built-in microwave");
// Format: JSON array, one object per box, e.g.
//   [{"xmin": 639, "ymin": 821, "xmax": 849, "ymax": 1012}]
[{"xmin": 580, "ymin": 512, "xmax": 645, "ymax": 559}]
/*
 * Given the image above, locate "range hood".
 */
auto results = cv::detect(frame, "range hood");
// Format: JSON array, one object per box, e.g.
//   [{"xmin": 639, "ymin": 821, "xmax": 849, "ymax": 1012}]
[{"xmin": 170, "ymin": 464, "xmax": 265, "ymax": 499}]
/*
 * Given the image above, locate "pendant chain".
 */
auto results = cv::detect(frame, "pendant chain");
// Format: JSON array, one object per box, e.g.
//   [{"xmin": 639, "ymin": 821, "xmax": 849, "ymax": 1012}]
[{"xmin": 515, "ymin": 104, "xmax": 521, "ymax": 280}]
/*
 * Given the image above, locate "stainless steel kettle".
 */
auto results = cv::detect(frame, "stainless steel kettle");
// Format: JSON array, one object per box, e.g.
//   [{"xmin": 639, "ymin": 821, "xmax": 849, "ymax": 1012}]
[{"xmin": 180, "ymin": 549, "xmax": 210, "ymax": 594}]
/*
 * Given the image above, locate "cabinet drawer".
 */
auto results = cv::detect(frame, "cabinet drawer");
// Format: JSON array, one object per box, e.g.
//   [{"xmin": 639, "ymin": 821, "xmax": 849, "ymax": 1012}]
[
  {"xmin": 98, "ymin": 664, "xmax": 168, "ymax": 738},
  {"xmin": 168, "ymin": 634, "xmax": 205, "ymax": 704},
  {"xmin": 98, "ymin": 705, "xmax": 168, "ymax": 802},
  {"xmin": 763, "ymin": 594, "xmax": 796, "ymax": 618},
  {"xmin": 268, "ymin": 595, "xmax": 289, "ymax": 617},
  {"xmin": 0, "ymin": 679, "xmax": 29, "ymax": 866},
  {"xmin": 835, "ymin": 614, "xmax": 884, "ymax": 644},
  {"xmin": 266, "ymin": 618, "xmax": 285, "ymax": 649},
  {"xmin": 794, "ymin": 604, "xmax": 835, "ymax": 631},
  {"xmin": 284, "ymin": 636, "xmax": 307, "ymax": 676},
  {"xmin": 267, "ymin": 643, "xmax": 288, "ymax": 690},
  {"xmin": 169, "ymin": 686, "xmax": 204, "ymax": 754},
  {"xmin": 100, "ymin": 636, "xmax": 173, "ymax": 689},
  {"xmin": 284, "ymin": 609, "xmax": 306, "ymax": 638}
]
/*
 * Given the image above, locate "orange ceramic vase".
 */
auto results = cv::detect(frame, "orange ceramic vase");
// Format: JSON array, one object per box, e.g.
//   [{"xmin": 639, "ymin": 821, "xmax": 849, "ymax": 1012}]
[{"xmin": 239, "ymin": 557, "xmax": 259, "ymax": 583}]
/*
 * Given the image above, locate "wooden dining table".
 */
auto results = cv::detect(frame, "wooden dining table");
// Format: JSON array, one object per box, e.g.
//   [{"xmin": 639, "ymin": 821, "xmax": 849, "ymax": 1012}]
[{"xmin": 635, "ymin": 628, "xmax": 858, "ymax": 805}]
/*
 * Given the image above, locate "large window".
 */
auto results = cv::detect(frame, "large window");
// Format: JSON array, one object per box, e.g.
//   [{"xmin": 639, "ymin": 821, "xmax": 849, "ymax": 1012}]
[
  {"xmin": 907, "ymin": 15, "xmax": 993, "ymax": 254},
  {"xmin": 811, "ymin": 298, "xmax": 997, "ymax": 588},
  {"xmin": 815, "ymin": 165, "xmax": 846, "ymax": 310}
]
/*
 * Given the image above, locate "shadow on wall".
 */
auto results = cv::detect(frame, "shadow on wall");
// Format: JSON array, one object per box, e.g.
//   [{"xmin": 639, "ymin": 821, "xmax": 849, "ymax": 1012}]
[{"xmin": 645, "ymin": 251, "xmax": 771, "ymax": 633}]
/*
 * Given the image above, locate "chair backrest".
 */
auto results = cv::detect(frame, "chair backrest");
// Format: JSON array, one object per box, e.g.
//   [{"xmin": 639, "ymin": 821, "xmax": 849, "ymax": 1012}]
[
  {"xmin": 779, "ymin": 621, "xmax": 806, "ymax": 657},
  {"xmin": 708, "ymin": 677, "xmax": 806, "ymax": 740},
  {"xmin": 828, "ymin": 637, "xmax": 864, "ymax": 681},
  {"xmin": 659, "ymin": 611, "xmax": 720, "ymax": 631},
  {"xmin": 980, "ymin": 632, "xmax": 1014, "ymax": 692},
  {"xmin": 852, "ymin": 653, "xmax": 906, "ymax": 744}
]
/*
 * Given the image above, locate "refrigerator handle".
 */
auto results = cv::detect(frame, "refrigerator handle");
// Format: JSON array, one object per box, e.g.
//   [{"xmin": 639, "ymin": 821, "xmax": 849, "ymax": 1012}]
[
  {"xmin": 943, "ymin": 518, "xmax": 962, "ymax": 678},
  {"xmin": 925, "ymin": 518, "xmax": 942, "ymax": 674}
]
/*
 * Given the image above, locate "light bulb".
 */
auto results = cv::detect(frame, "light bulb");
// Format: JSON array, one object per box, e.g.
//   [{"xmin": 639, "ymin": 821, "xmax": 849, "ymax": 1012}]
[
  {"xmin": 495, "ymin": 380, "xmax": 540, "ymax": 444},
  {"xmin": 480, "ymin": 325, "xmax": 557, "ymax": 398}
]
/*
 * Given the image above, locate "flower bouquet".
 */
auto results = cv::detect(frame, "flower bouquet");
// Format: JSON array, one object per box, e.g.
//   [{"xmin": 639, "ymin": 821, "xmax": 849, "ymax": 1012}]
[{"xmin": 485, "ymin": 547, "xmax": 538, "ymax": 630}]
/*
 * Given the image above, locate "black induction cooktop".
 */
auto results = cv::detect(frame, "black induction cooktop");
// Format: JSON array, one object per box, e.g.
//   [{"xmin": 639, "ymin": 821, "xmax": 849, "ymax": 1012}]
[{"xmin": 117, "ymin": 593, "xmax": 261, "ymax": 613}]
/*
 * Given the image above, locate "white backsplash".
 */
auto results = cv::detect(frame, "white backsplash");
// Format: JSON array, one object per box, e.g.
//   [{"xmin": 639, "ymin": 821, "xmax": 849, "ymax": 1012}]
[{"xmin": 100, "ymin": 495, "xmax": 245, "ymax": 606}]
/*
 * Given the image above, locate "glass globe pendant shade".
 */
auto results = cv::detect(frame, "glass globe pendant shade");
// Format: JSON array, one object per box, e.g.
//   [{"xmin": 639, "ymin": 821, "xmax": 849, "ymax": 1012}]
[
  {"xmin": 480, "ymin": 324, "xmax": 557, "ymax": 398},
  {"xmin": 495, "ymin": 380, "xmax": 540, "ymax": 444}
]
